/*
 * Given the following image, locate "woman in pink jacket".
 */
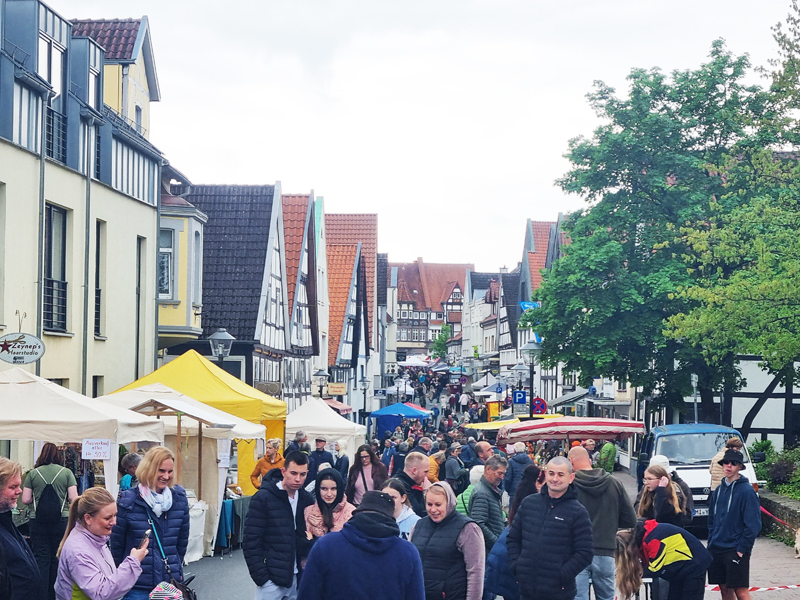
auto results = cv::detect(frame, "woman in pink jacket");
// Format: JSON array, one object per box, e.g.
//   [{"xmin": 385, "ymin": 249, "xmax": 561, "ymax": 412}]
[
  {"xmin": 56, "ymin": 488, "xmax": 148, "ymax": 600},
  {"xmin": 304, "ymin": 468, "xmax": 355, "ymax": 539}
]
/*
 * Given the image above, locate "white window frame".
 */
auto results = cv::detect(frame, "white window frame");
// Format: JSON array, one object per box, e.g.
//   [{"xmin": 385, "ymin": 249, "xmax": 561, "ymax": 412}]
[{"xmin": 158, "ymin": 229, "xmax": 174, "ymax": 299}]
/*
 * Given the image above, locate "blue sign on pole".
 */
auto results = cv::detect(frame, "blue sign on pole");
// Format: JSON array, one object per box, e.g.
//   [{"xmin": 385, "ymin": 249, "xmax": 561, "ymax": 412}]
[
  {"xmin": 495, "ymin": 384, "xmax": 503, "ymax": 393},
  {"xmin": 512, "ymin": 390, "xmax": 527, "ymax": 404}
]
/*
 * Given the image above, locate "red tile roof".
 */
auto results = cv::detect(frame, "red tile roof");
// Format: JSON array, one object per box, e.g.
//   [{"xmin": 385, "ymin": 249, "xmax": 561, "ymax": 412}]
[
  {"xmin": 71, "ymin": 19, "xmax": 141, "ymax": 61},
  {"xmin": 527, "ymin": 221, "xmax": 556, "ymax": 294},
  {"xmin": 282, "ymin": 195, "xmax": 311, "ymax": 313},
  {"xmin": 484, "ymin": 279, "xmax": 500, "ymax": 303},
  {"xmin": 391, "ymin": 259, "xmax": 473, "ymax": 313},
  {"xmin": 326, "ymin": 214, "xmax": 378, "ymax": 348},
  {"xmin": 447, "ymin": 311, "xmax": 462, "ymax": 323},
  {"xmin": 327, "ymin": 243, "xmax": 359, "ymax": 368},
  {"xmin": 481, "ymin": 314, "xmax": 498, "ymax": 327}
]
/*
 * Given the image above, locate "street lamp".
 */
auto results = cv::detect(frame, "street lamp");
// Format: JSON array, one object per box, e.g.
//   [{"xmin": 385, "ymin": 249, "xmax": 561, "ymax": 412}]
[
  {"xmin": 313, "ymin": 368, "xmax": 330, "ymax": 398},
  {"xmin": 209, "ymin": 328, "xmax": 235, "ymax": 363},
  {"xmin": 521, "ymin": 338, "xmax": 543, "ymax": 418},
  {"xmin": 511, "ymin": 360, "xmax": 527, "ymax": 390},
  {"xmin": 359, "ymin": 376, "xmax": 370, "ymax": 418}
]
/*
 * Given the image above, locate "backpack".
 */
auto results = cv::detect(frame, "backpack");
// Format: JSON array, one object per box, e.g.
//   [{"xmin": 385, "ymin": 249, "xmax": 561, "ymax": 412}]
[{"xmin": 33, "ymin": 467, "xmax": 67, "ymax": 524}]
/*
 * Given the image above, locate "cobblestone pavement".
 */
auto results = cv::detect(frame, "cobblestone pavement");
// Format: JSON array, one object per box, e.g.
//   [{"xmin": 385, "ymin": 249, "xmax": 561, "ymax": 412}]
[{"xmin": 613, "ymin": 471, "xmax": 800, "ymax": 599}]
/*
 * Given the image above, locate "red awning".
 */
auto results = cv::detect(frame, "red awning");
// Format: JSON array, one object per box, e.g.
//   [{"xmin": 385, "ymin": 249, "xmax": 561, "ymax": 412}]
[{"xmin": 324, "ymin": 398, "xmax": 353, "ymax": 414}]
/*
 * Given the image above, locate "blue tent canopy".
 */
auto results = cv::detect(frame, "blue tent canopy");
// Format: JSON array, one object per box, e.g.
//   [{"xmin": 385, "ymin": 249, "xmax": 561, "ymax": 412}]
[{"xmin": 370, "ymin": 403, "xmax": 430, "ymax": 418}]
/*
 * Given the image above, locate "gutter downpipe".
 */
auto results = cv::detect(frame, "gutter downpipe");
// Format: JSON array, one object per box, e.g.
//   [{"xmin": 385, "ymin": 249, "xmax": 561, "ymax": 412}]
[
  {"xmin": 35, "ymin": 90, "xmax": 54, "ymax": 377},
  {"xmin": 155, "ymin": 159, "xmax": 163, "ymax": 372},
  {"xmin": 81, "ymin": 117, "xmax": 96, "ymax": 395}
]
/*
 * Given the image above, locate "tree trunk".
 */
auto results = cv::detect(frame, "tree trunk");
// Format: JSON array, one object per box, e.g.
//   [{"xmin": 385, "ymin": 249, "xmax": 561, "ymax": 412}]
[{"xmin": 700, "ymin": 386, "xmax": 716, "ymax": 423}]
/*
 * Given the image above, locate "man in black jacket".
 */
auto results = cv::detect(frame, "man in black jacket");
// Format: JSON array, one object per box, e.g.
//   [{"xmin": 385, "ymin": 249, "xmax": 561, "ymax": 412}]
[
  {"xmin": 0, "ymin": 458, "xmax": 42, "ymax": 600},
  {"xmin": 507, "ymin": 457, "xmax": 593, "ymax": 600},
  {"xmin": 244, "ymin": 451, "xmax": 314, "ymax": 600},
  {"xmin": 569, "ymin": 446, "xmax": 636, "ymax": 600},
  {"xmin": 308, "ymin": 438, "xmax": 334, "ymax": 482},
  {"xmin": 395, "ymin": 452, "xmax": 430, "ymax": 517}
]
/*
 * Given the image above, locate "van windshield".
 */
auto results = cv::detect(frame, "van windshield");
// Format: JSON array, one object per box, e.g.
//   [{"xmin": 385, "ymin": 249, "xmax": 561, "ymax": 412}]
[{"xmin": 655, "ymin": 433, "xmax": 747, "ymax": 465}]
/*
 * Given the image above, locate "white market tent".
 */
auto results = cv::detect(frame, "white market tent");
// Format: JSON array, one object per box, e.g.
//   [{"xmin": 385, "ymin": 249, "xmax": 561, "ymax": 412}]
[
  {"xmin": 0, "ymin": 368, "xmax": 164, "ymax": 496},
  {"xmin": 285, "ymin": 397, "xmax": 366, "ymax": 463},
  {"xmin": 98, "ymin": 383, "xmax": 267, "ymax": 557},
  {"xmin": 472, "ymin": 373, "xmax": 497, "ymax": 389},
  {"xmin": 398, "ymin": 356, "xmax": 429, "ymax": 367}
]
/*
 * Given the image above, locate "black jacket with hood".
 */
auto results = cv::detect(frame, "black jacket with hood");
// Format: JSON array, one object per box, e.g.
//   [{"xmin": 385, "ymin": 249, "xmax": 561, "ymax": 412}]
[
  {"xmin": 243, "ymin": 468, "xmax": 314, "ymax": 588},
  {"xmin": 572, "ymin": 468, "xmax": 636, "ymax": 557},
  {"xmin": 507, "ymin": 484, "xmax": 593, "ymax": 600}
]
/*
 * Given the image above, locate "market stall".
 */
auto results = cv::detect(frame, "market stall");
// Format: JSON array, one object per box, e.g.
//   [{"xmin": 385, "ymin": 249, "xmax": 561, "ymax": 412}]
[
  {"xmin": 285, "ymin": 397, "xmax": 366, "ymax": 464},
  {"xmin": 497, "ymin": 416, "xmax": 645, "ymax": 444},
  {"xmin": 99, "ymin": 383, "xmax": 266, "ymax": 557},
  {"xmin": 0, "ymin": 368, "xmax": 164, "ymax": 496},
  {"xmin": 113, "ymin": 350, "xmax": 285, "ymax": 495},
  {"xmin": 369, "ymin": 402, "xmax": 430, "ymax": 438}
]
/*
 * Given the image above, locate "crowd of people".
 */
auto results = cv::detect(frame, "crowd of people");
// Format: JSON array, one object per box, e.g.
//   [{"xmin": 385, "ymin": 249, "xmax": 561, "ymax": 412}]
[{"xmin": 0, "ymin": 421, "xmax": 762, "ymax": 600}]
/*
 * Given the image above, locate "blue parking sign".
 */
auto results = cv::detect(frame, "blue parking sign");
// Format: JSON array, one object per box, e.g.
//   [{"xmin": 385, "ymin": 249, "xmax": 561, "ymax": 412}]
[{"xmin": 512, "ymin": 390, "xmax": 527, "ymax": 404}]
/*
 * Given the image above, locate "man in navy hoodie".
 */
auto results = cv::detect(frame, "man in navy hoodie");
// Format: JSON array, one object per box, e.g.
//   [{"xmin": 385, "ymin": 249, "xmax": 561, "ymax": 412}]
[
  {"xmin": 706, "ymin": 449, "xmax": 761, "ymax": 600},
  {"xmin": 297, "ymin": 491, "xmax": 424, "ymax": 600}
]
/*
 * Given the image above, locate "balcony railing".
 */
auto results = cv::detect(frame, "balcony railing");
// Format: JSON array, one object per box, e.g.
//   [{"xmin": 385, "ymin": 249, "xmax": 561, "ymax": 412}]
[
  {"xmin": 94, "ymin": 130, "xmax": 101, "ymax": 179},
  {"xmin": 45, "ymin": 107, "xmax": 67, "ymax": 163},
  {"xmin": 44, "ymin": 278, "xmax": 67, "ymax": 332},
  {"xmin": 94, "ymin": 288, "xmax": 102, "ymax": 336}
]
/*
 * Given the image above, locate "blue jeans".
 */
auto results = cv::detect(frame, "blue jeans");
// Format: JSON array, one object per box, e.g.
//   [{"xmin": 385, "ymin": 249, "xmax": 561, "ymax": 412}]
[
  {"xmin": 575, "ymin": 555, "xmax": 615, "ymax": 600},
  {"xmin": 122, "ymin": 590, "xmax": 152, "ymax": 600}
]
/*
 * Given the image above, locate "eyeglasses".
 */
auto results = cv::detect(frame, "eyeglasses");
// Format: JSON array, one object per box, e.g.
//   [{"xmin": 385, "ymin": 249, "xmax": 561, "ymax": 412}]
[{"xmin": 359, "ymin": 455, "xmax": 371, "ymax": 460}]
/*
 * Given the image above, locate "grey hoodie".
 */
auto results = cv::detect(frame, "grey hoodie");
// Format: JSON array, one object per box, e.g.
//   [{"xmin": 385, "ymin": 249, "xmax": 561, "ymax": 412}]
[{"xmin": 572, "ymin": 468, "xmax": 636, "ymax": 556}]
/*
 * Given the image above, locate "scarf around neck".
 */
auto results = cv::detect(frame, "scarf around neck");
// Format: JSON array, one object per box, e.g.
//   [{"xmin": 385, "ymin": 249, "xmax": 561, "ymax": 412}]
[{"xmin": 139, "ymin": 484, "xmax": 173, "ymax": 518}]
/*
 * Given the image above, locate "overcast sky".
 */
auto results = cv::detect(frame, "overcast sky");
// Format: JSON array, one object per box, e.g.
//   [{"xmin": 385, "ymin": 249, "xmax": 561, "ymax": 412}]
[{"xmin": 59, "ymin": 0, "xmax": 790, "ymax": 271}]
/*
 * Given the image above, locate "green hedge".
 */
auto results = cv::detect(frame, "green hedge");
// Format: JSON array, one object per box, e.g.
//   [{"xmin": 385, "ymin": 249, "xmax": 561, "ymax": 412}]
[{"xmin": 751, "ymin": 440, "xmax": 800, "ymax": 500}]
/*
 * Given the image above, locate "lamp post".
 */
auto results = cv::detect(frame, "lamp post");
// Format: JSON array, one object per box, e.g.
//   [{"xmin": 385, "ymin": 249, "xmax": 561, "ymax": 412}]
[
  {"xmin": 359, "ymin": 376, "xmax": 370, "ymax": 422},
  {"xmin": 313, "ymin": 368, "xmax": 330, "ymax": 398},
  {"xmin": 209, "ymin": 328, "xmax": 235, "ymax": 364},
  {"xmin": 520, "ymin": 338, "xmax": 543, "ymax": 418},
  {"xmin": 691, "ymin": 373, "xmax": 699, "ymax": 424}
]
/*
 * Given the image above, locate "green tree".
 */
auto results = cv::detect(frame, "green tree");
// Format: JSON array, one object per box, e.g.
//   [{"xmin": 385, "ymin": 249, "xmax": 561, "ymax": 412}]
[
  {"xmin": 531, "ymin": 40, "xmax": 776, "ymax": 420},
  {"xmin": 431, "ymin": 325, "xmax": 452, "ymax": 359}
]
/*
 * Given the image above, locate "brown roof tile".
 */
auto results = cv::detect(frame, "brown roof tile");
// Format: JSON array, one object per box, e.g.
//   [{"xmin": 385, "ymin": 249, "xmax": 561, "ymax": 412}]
[
  {"xmin": 391, "ymin": 259, "xmax": 473, "ymax": 313},
  {"xmin": 527, "ymin": 221, "xmax": 556, "ymax": 294},
  {"xmin": 326, "ymin": 215, "xmax": 378, "ymax": 348},
  {"xmin": 281, "ymin": 195, "xmax": 311, "ymax": 313},
  {"xmin": 327, "ymin": 243, "xmax": 359, "ymax": 367},
  {"xmin": 484, "ymin": 279, "xmax": 500, "ymax": 303},
  {"xmin": 71, "ymin": 19, "xmax": 141, "ymax": 61},
  {"xmin": 447, "ymin": 311, "xmax": 462, "ymax": 323}
]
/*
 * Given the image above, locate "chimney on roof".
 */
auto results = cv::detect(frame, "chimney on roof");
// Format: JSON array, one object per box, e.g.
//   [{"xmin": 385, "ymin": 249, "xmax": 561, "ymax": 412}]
[{"xmin": 500, "ymin": 266, "xmax": 508, "ymax": 274}]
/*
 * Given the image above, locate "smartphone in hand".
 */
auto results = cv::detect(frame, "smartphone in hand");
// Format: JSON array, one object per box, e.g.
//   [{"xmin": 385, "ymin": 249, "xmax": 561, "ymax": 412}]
[{"xmin": 139, "ymin": 529, "xmax": 152, "ymax": 549}]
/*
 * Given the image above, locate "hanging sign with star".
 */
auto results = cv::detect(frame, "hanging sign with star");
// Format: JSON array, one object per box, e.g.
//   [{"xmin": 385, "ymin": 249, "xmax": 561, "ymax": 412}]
[{"xmin": 0, "ymin": 333, "xmax": 46, "ymax": 365}]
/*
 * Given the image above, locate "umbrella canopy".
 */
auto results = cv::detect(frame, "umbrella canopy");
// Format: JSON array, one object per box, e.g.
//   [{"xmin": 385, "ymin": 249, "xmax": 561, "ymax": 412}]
[
  {"xmin": 99, "ymin": 383, "xmax": 266, "ymax": 440},
  {"xmin": 370, "ymin": 403, "xmax": 430, "ymax": 418},
  {"xmin": 463, "ymin": 418, "xmax": 520, "ymax": 430},
  {"xmin": 0, "ymin": 368, "xmax": 164, "ymax": 444},
  {"xmin": 497, "ymin": 416, "xmax": 645, "ymax": 444},
  {"xmin": 402, "ymin": 402, "xmax": 432, "ymax": 414}
]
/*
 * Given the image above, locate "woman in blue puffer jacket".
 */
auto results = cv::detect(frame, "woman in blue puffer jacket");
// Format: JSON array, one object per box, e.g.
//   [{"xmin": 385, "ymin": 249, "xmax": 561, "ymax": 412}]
[{"xmin": 110, "ymin": 446, "xmax": 189, "ymax": 600}]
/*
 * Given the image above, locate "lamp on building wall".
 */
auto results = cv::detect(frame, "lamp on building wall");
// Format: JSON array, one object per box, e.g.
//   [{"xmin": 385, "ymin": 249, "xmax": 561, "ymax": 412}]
[
  {"xmin": 521, "ymin": 338, "xmax": 543, "ymax": 417},
  {"xmin": 313, "ymin": 368, "xmax": 330, "ymax": 398},
  {"xmin": 209, "ymin": 328, "xmax": 235, "ymax": 362}
]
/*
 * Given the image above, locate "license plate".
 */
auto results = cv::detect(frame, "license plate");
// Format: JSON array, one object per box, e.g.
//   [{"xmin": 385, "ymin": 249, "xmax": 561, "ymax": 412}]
[{"xmin": 693, "ymin": 508, "xmax": 708, "ymax": 516}]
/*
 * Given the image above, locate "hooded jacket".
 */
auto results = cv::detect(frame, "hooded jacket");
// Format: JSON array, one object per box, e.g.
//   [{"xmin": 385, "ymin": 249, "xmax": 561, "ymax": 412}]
[
  {"xmin": 505, "ymin": 453, "xmax": 533, "ymax": 500},
  {"xmin": 411, "ymin": 482, "xmax": 486, "ymax": 600},
  {"xmin": 56, "ymin": 523, "xmax": 142, "ymax": 600},
  {"xmin": 506, "ymin": 484, "xmax": 593, "ymax": 600},
  {"xmin": 468, "ymin": 476, "xmax": 505, "ymax": 553},
  {"xmin": 640, "ymin": 520, "xmax": 711, "ymax": 582},
  {"xmin": 0, "ymin": 509, "xmax": 41, "ymax": 600},
  {"xmin": 396, "ymin": 505, "xmax": 421, "ymax": 541},
  {"xmin": 304, "ymin": 468, "xmax": 355, "ymax": 538},
  {"xmin": 707, "ymin": 474, "xmax": 761, "ymax": 555},
  {"xmin": 109, "ymin": 485, "xmax": 189, "ymax": 593},
  {"xmin": 572, "ymin": 468, "xmax": 636, "ymax": 557},
  {"xmin": 484, "ymin": 527, "xmax": 519, "ymax": 600},
  {"xmin": 243, "ymin": 468, "xmax": 314, "ymax": 588},
  {"xmin": 297, "ymin": 509, "xmax": 424, "ymax": 600}
]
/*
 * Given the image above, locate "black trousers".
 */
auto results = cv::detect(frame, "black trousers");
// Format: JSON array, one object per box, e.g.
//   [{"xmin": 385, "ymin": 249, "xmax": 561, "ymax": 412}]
[
  {"xmin": 29, "ymin": 517, "xmax": 67, "ymax": 600},
  {"xmin": 667, "ymin": 577, "xmax": 705, "ymax": 600}
]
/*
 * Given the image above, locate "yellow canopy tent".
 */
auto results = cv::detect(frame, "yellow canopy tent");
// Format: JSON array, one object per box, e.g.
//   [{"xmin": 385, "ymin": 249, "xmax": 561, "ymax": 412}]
[{"xmin": 114, "ymin": 350, "xmax": 286, "ymax": 494}]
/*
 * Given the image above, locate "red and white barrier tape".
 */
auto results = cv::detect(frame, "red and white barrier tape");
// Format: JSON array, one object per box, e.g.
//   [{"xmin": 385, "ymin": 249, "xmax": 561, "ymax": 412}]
[{"xmin": 705, "ymin": 584, "xmax": 800, "ymax": 592}]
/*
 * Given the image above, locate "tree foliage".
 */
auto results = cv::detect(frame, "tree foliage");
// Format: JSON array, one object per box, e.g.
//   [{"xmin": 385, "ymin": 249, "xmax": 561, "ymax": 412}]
[
  {"xmin": 531, "ymin": 39, "xmax": 780, "ymax": 419},
  {"xmin": 431, "ymin": 325, "xmax": 452, "ymax": 359}
]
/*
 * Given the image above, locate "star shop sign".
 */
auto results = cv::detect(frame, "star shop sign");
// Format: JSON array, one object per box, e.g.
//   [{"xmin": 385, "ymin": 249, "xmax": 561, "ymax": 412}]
[{"xmin": 0, "ymin": 333, "xmax": 46, "ymax": 365}]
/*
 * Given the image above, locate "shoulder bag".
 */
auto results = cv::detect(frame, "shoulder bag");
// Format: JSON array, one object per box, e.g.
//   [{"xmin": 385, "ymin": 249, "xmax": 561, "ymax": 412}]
[{"xmin": 146, "ymin": 506, "xmax": 197, "ymax": 600}]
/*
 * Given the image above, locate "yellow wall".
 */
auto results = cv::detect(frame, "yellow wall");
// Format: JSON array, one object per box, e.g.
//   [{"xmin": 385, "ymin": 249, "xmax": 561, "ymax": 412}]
[
  {"xmin": 102, "ymin": 64, "xmax": 122, "ymax": 115},
  {"xmin": 102, "ymin": 56, "xmax": 152, "ymax": 138},
  {"xmin": 158, "ymin": 212, "xmax": 203, "ymax": 342},
  {"xmin": 0, "ymin": 137, "xmax": 158, "ymax": 394}
]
